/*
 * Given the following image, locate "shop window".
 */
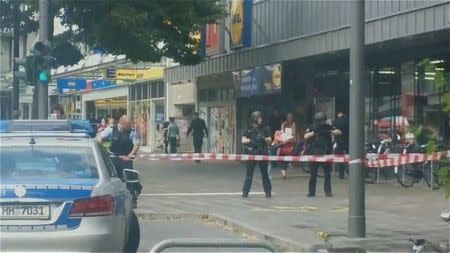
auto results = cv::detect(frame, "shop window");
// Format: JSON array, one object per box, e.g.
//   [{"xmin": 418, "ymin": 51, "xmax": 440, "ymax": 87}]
[
  {"xmin": 157, "ymin": 81, "xmax": 164, "ymax": 97},
  {"xmin": 199, "ymin": 89, "xmax": 208, "ymax": 102},
  {"xmin": 136, "ymin": 84, "xmax": 142, "ymax": 101},
  {"xmin": 151, "ymin": 82, "xmax": 158, "ymax": 99},
  {"xmin": 208, "ymin": 89, "xmax": 218, "ymax": 102},
  {"xmin": 142, "ymin": 83, "xmax": 149, "ymax": 100},
  {"xmin": 129, "ymin": 86, "xmax": 136, "ymax": 101}
]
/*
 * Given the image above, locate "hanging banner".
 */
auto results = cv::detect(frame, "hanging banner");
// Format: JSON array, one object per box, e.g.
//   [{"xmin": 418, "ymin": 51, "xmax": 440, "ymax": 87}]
[
  {"xmin": 205, "ymin": 23, "xmax": 220, "ymax": 56},
  {"xmin": 229, "ymin": 0, "xmax": 252, "ymax": 49},
  {"xmin": 238, "ymin": 63, "xmax": 282, "ymax": 97},
  {"xmin": 263, "ymin": 64, "xmax": 282, "ymax": 94},
  {"xmin": 240, "ymin": 68, "xmax": 258, "ymax": 97}
]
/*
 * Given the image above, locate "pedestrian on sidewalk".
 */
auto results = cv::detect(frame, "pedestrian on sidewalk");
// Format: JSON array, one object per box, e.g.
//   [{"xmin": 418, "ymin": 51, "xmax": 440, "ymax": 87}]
[
  {"xmin": 167, "ymin": 117, "xmax": 180, "ymax": 154},
  {"xmin": 50, "ymin": 104, "xmax": 65, "ymax": 119},
  {"xmin": 278, "ymin": 113, "xmax": 297, "ymax": 179},
  {"xmin": 187, "ymin": 112, "xmax": 209, "ymax": 161},
  {"xmin": 333, "ymin": 111, "xmax": 349, "ymax": 179},
  {"xmin": 241, "ymin": 111, "xmax": 272, "ymax": 198},
  {"xmin": 162, "ymin": 120, "xmax": 170, "ymax": 154},
  {"xmin": 304, "ymin": 112, "xmax": 341, "ymax": 197}
]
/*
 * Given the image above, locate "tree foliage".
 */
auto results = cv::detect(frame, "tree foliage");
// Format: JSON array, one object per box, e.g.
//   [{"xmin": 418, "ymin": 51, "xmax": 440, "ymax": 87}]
[{"xmin": 1, "ymin": 0, "xmax": 226, "ymax": 65}]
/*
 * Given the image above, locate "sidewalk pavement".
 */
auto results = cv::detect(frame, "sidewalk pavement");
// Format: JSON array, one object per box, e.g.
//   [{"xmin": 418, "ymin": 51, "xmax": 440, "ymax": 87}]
[{"xmin": 134, "ymin": 159, "xmax": 450, "ymax": 252}]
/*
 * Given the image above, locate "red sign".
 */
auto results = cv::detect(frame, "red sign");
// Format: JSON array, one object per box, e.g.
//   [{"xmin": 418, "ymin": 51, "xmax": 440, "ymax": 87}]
[{"xmin": 205, "ymin": 24, "xmax": 219, "ymax": 56}]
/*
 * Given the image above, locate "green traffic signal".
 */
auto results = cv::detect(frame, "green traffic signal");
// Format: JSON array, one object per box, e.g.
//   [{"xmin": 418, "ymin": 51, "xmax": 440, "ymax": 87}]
[{"xmin": 38, "ymin": 71, "xmax": 49, "ymax": 83}]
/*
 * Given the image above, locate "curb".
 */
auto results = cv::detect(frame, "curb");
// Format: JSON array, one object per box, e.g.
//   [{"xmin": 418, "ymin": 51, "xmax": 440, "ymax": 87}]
[{"xmin": 135, "ymin": 211, "xmax": 312, "ymax": 252}]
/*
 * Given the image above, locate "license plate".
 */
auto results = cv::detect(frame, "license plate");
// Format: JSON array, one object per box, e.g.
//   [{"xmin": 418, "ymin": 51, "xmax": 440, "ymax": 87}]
[{"xmin": 0, "ymin": 205, "xmax": 50, "ymax": 220}]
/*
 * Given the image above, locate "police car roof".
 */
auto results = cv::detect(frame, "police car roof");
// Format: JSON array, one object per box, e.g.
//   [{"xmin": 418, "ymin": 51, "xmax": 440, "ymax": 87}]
[
  {"xmin": 0, "ymin": 120, "xmax": 94, "ymax": 136},
  {"xmin": 0, "ymin": 134, "xmax": 93, "ymax": 147}
]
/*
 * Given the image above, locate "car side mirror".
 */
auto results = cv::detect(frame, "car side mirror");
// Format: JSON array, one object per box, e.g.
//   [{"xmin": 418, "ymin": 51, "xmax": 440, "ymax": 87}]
[{"xmin": 123, "ymin": 169, "xmax": 140, "ymax": 183}]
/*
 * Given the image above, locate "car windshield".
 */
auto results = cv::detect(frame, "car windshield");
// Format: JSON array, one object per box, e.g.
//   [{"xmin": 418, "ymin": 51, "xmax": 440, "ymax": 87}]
[{"xmin": 0, "ymin": 146, "xmax": 98, "ymax": 180}]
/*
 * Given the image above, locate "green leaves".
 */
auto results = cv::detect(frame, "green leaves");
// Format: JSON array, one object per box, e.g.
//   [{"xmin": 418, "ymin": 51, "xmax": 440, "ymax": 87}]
[
  {"xmin": 2, "ymin": 0, "xmax": 226, "ymax": 65},
  {"xmin": 437, "ymin": 161, "xmax": 450, "ymax": 198},
  {"xmin": 56, "ymin": 0, "xmax": 226, "ymax": 64}
]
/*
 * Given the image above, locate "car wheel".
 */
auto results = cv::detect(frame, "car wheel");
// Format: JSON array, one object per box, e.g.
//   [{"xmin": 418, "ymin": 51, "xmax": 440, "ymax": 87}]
[{"xmin": 124, "ymin": 211, "xmax": 140, "ymax": 253}]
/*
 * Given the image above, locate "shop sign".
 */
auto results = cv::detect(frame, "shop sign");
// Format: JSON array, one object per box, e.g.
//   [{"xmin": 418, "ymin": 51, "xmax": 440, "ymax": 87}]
[
  {"xmin": 116, "ymin": 69, "xmax": 138, "ymax": 80},
  {"xmin": 137, "ymin": 68, "xmax": 164, "ymax": 80},
  {"xmin": 240, "ymin": 68, "xmax": 258, "ymax": 97},
  {"xmin": 91, "ymin": 80, "xmax": 115, "ymax": 89},
  {"xmin": 229, "ymin": 0, "xmax": 252, "ymax": 49},
  {"xmin": 105, "ymin": 68, "xmax": 116, "ymax": 79},
  {"xmin": 155, "ymin": 105, "xmax": 165, "ymax": 124},
  {"xmin": 56, "ymin": 78, "xmax": 86, "ymax": 94},
  {"xmin": 115, "ymin": 68, "xmax": 164, "ymax": 81},
  {"xmin": 263, "ymin": 64, "xmax": 282, "ymax": 94},
  {"xmin": 206, "ymin": 23, "xmax": 219, "ymax": 56},
  {"xmin": 236, "ymin": 63, "xmax": 282, "ymax": 97}
]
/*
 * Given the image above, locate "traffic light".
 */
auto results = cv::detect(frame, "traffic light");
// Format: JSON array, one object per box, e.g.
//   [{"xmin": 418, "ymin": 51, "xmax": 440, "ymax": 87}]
[
  {"xmin": 33, "ymin": 40, "xmax": 52, "ymax": 85},
  {"xmin": 13, "ymin": 55, "xmax": 36, "ymax": 85}
]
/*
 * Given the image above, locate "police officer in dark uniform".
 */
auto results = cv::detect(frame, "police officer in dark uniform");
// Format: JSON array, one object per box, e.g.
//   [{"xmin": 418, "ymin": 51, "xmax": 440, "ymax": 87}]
[
  {"xmin": 97, "ymin": 115, "xmax": 142, "ymax": 207},
  {"xmin": 304, "ymin": 112, "xmax": 341, "ymax": 197},
  {"xmin": 241, "ymin": 111, "xmax": 272, "ymax": 198}
]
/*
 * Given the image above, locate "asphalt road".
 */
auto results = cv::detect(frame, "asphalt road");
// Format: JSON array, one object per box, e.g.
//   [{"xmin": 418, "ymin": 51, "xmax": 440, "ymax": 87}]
[
  {"xmin": 138, "ymin": 218, "xmax": 270, "ymax": 252},
  {"xmin": 134, "ymin": 158, "xmax": 450, "ymax": 252}
]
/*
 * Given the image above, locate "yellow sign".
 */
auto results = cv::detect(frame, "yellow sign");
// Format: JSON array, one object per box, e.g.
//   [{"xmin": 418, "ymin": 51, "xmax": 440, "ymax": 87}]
[
  {"xmin": 137, "ymin": 68, "xmax": 164, "ymax": 80},
  {"xmin": 272, "ymin": 64, "xmax": 281, "ymax": 89},
  {"xmin": 229, "ymin": 0, "xmax": 243, "ymax": 47},
  {"xmin": 116, "ymin": 69, "xmax": 138, "ymax": 80},
  {"xmin": 115, "ymin": 68, "xmax": 164, "ymax": 81}
]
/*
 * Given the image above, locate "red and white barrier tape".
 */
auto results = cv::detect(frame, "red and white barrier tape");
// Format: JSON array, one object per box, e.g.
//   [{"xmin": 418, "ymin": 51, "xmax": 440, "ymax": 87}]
[{"xmin": 139, "ymin": 150, "xmax": 450, "ymax": 168}]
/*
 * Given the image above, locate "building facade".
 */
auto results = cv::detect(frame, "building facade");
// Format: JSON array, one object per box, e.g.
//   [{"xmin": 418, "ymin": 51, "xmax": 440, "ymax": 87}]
[{"xmin": 165, "ymin": 0, "xmax": 450, "ymax": 153}]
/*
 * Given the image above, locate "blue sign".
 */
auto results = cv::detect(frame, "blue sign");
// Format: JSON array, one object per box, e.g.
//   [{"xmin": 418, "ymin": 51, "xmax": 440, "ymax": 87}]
[
  {"xmin": 237, "ymin": 64, "xmax": 282, "ymax": 97},
  {"xmin": 242, "ymin": 0, "xmax": 252, "ymax": 48},
  {"xmin": 57, "ymin": 79, "xmax": 86, "ymax": 94},
  {"xmin": 105, "ymin": 68, "xmax": 116, "ymax": 79},
  {"xmin": 91, "ymin": 80, "xmax": 115, "ymax": 89},
  {"xmin": 240, "ymin": 68, "xmax": 259, "ymax": 97}
]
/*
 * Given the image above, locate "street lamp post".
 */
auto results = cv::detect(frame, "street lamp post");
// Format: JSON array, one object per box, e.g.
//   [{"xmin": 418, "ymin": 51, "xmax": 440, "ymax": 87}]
[
  {"xmin": 38, "ymin": 0, "xmax": 49, "ymax": 119},
  {"xmin": 348, "ymin": 0, "xmax": 366, "ymax": 238}
]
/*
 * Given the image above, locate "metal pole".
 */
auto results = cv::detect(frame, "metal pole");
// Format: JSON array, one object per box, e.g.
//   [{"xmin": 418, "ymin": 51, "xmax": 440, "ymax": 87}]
[
  {"xmin": 12, "ymin": 1, "xmax": 20, "ymax": 118},
  {"xmin": 38, "ymin": 0, "xmax": 49, "ymax": 119},
  {"xmin": 348, "ymin": 0, "xmax": 366, "ymax": 238}
]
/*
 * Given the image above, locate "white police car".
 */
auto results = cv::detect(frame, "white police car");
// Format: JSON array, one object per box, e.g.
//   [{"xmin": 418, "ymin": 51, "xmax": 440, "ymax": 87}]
[{"xmin": 0, "ymin": 120, "xmax": 140, "ymax": 252}]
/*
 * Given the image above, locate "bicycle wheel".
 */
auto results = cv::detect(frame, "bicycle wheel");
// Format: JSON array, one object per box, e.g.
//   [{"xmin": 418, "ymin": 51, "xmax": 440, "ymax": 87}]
[
  {"xmin": 423, "ymin": 161, "xmax": 443, "ymax": 190},
  {"xmin": 395, "ymin": 164, "xmax": 416, "ymax": 188},
  {"xmin": 364, "ymin": 168, "xmax": 378, "ymax": 184}
]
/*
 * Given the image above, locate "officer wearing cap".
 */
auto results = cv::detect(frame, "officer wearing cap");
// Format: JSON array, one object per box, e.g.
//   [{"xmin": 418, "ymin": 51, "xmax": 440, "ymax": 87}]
[
  {"xmin": 304, "ymin": 112, "xmax": 341, "ymax": 197},
  {"xmin": 241, "ymin": 111, "xmax": 272, "ymax": 198}
]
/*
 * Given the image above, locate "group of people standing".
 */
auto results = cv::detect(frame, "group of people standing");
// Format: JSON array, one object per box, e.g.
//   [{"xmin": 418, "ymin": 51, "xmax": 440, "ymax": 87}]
[
  {"xmin": 161, "ymin": 112, "xmax": 209, "ymax": 156},
  {"xmin": 241, "ymin": 110, "xmax": 348, "ymax": 199}
]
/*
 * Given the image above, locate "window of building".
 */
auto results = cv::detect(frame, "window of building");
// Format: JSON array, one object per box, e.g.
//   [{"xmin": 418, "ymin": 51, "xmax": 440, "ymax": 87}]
[
  {"xmin": 157, "ymin": 81, "xmax": 165, "ymax": 97},
  {"xmin": 142, "ymin": 83, "xmax": 149, "ymax": 100},
  {"xmin": 151, "ymin": 82, "xmax": 158, "ymax": 98},
  {"xmin": 129, "ymin": 86, "xmax": 136, "ymax": 101}
]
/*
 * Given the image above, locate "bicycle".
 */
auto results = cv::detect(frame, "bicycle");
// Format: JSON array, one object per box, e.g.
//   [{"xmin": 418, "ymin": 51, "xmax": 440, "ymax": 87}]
[{"xmin": 395, "ymin": 141, "xmax": 447, "ymax": 189}]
